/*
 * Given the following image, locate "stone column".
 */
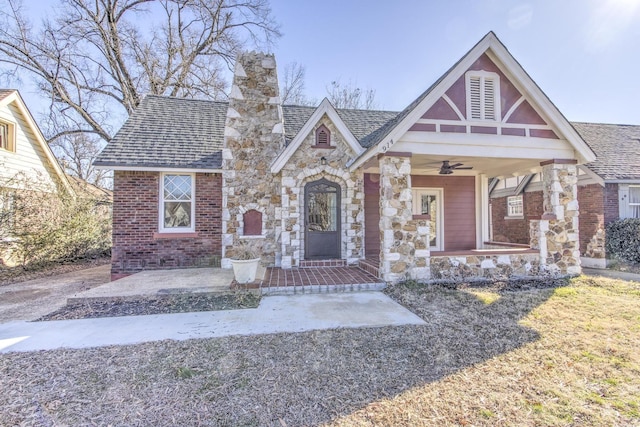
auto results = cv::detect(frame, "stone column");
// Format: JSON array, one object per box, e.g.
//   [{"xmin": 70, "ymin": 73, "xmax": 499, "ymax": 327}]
[
  {"xmin": 378, "ymin": 154, "xmax": 430, "ymax": 283},
  {"xmin": 539, "ymin": 160, "xmax": 581, "ymax": 275}
]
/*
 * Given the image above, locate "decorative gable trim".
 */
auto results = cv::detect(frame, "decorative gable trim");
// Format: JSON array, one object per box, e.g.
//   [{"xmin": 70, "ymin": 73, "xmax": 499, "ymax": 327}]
[
  {"xmin": 0, "ymin": 90, "xmax": 73, "ymax": 195},
  {"xmin": 271, "ymin": 98, "xmax": 363, "ymax": 173},
  {"xmin": 348, "ymin": 32, "xmax": 596, "ymax": 171}
]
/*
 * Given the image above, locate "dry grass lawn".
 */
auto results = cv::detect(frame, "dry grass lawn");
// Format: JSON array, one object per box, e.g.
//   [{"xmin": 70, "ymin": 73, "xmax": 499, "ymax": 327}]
[{"xmin": 1, "ymin": 275, "xmax": 639, "ymax": 426}]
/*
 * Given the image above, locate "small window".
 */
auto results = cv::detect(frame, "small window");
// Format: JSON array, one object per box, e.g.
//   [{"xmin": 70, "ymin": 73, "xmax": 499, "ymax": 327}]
[
  {"xmin": 0, "ymin": 121, "xmax": 15, "ymax": 152},
  {"xmin": 507, "ymin": 195, "xmax": 523, "ymax": 217},
  {"xmin": 159, "ymin": 173, "xmax": 195, "ymax": 232},
  {"xmin": 315, "ymin": 124, "xmax": 331, "ymax": 147},
  {"xmin": 629, "ymin": 186, "xmax": 640, "ymax": 218},
  {"xmin": 466, "ymin": 71, "xmax": 500, "ymax": 121}
]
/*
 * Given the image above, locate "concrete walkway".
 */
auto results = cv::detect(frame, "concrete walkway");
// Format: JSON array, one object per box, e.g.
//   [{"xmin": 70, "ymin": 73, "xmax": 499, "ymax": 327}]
[
  {"xmin": 583, "ymin": 267, "xmax": 640, "ymax": 282},
  {"xmin": 0, "ymin": 291, "xmax": 426, "ymax": 353}
]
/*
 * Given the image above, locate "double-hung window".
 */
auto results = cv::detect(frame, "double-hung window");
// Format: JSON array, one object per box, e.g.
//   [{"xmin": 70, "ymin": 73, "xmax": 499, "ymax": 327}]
[
  {"xmin": 0, "ymin": 121, "xmax": 15, "ymax": 152},
  {"xmin": 507, "ymin": 195, "xmax": 523, "ymax": 217},
  {"xmin": 159, "ymin": 173, "xmax": 195, "ymax": 232}
]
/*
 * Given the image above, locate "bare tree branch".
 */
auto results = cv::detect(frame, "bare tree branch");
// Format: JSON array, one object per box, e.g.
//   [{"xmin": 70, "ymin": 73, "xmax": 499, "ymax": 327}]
[{"xmin": 326, "ymin": 79, "xmax": 378, "ymax": 110}]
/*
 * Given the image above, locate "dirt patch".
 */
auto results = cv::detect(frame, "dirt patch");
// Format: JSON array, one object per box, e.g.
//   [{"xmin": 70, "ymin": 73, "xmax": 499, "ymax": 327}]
[
  {"xmin": 37, "ymin": 293, "xmax": 261, "ymax": 321},
  {"xmin": 0, "ymin": 257, "xmax": 110, "ymax": 287}
]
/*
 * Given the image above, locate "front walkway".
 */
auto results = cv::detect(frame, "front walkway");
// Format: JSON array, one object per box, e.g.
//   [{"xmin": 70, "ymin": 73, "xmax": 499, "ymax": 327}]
[
  {"xmin": 259, "ymin": 266, "xmax": 384, "ymax": 294},
  {"xmin": 0, "ymin": 292, "xmax": 425, "ymax": 353}
]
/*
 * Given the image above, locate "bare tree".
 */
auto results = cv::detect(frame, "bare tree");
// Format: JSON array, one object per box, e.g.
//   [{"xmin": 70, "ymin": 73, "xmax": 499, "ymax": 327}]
[
  {"xmin": 50, "ymin": 134, "xmax": 111, "ymax": 187},
  {"xmin": 326, "ymin": 79, "xmax": 378, "ymax": 110},
  {"xmin": 280, "ymin": 61, "xmax": 315, "ymax": 106},
  {"xmin": 0, "ymin": 0, "xmax": 280, "ymax": 185}
]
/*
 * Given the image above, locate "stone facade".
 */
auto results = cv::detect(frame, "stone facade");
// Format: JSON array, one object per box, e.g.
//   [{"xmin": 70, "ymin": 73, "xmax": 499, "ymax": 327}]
[
  {"xmin": 430, "ymin": 252, "xmax": 540, "ymax": 281},
  {"xmin": 222, "ymin": 52, "xmax": 284, "ymax": 268},
  {"xmin": 378, "ymin": 155, "xmax": 430, "ymax": 283},
  {"xmin": 279, "ymin": 117, "xmax": 364, "ymax": 267},
  {"xmin": 537, "ymin": 161, "xmax": 581, "ymax": 275},
  {"xmin": 111, "ymin": 171, "xmax": 222, "ymax": 280}
]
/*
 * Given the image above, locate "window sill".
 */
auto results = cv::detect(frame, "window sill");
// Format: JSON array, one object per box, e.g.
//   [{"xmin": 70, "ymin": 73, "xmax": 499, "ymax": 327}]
[
  {"xmin": 311, "ymin": 145, "xmax": 336, "ymax": 149},
  {"xmin": 154, "ymin": 232, "xmax": 199, "ymax": 239},
  {"xmin": 504, "ymin": 216, "xmax": 524, "ymax": 220}
]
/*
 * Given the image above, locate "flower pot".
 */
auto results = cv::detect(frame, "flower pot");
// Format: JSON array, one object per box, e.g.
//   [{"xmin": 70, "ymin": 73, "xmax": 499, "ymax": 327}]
[{"xmin": 231, "ymin": 258, "xmax": 260, "ymax": 284}]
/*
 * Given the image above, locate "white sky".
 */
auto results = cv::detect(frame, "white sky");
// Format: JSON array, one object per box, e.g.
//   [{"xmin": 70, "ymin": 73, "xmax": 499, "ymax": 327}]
[{"xmin": 12, "ymin": 0, "xmax": 640, "ymax": 126}]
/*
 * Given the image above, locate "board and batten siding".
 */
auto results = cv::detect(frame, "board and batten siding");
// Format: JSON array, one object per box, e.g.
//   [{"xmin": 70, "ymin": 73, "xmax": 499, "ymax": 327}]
[
  {"xmin": 0, "ymin": 102, "xmax": 59, "ymax": 190},
  {"xmin": 364, "ymin": 173, "xmax": 477, "ymax": 254}
]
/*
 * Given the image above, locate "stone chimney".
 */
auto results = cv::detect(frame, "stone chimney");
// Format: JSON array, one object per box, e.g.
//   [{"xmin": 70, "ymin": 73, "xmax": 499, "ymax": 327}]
[{"xmin": 221, "ymin": 52, "xmax": 284, "ymax": 268}]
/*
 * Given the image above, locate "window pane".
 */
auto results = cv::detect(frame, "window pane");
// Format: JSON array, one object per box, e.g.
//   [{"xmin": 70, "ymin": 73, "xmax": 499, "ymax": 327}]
[
  {"xmin": 164, "ymin": 201, "xmax": 191, "ymax": 228},
  {"xmin": 629, "ymin": 187, "xmax": 640, "ymax": 204},
  {"xmin": 164, "ymin": 175, "xmax": 192, "ymax": 201},
  {"xmin": 0, "ymin": 124, "xmax": 7, "ymax": 149},
  {"xmin": 307, "ymin": 192, "xmax": 336, "ymax": 231}
]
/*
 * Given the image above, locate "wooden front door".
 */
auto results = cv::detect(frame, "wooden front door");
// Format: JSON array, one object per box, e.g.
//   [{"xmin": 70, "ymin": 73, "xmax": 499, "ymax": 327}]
[{"xmin": 305, "ymin": 178, "xmax": 341, "ymax": 259}]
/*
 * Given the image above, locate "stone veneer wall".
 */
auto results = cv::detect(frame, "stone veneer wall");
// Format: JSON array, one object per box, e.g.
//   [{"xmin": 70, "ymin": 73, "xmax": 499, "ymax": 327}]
[
  {"xmin": 537, "ymin": 162, "xmax": 581, "ymax": 275},
  {"xmin": 378, "ymin": 155, "xmax": 430, "ymax": 283},
  {"xmin": 279, "ymin": 117, "xmax": 364, "ymax": 268},
  {"xmin": 111, "ymin": 171, "xmax": 222, "ymax": 280},
  {"xmin": 430, "ymin": 252, "xmax": 540, "ymax": 281},
  {"xmin": 221, "ymin": 52, "xmax": 284, "ymax": 268}
]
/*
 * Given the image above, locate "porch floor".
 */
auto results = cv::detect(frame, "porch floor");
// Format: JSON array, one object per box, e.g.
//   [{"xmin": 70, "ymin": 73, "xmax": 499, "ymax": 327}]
[{"xmin": 255, "ymin": 266, "xmax": 384, "ymax": 295}]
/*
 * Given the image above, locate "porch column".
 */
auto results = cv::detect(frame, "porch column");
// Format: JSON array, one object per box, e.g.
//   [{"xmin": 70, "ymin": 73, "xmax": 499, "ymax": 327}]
[
  {"xmin": 378, "ymin": 153, "xmax": 430, "ymax": 283},
  {"xmin": 538, "ymin": 159, "xmax": 581, "ymax": 276}
]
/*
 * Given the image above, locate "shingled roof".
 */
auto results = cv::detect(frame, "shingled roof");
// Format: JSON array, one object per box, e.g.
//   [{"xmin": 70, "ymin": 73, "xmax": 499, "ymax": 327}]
[
  {"xmin": 94, "ymin": 96, "xmax": 227, "ymax": 170},
  {"xmin": 572, "ymin": 122, "xmax": 640, "ymax": 181},
  {"xmin": 95, "ymin": 96, "xmax": 399, "ymax": 169}
]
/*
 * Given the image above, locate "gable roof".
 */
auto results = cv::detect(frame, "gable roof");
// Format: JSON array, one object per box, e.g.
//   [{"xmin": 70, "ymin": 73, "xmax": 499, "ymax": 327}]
[
  {"xmin": 0, "ymin": 89, "xmax": 73, "ymax": 194},
  {"xmin": 572, "ymin": 122, "xmax": 640, "ymax": 181},
  {"xmin": 271, "ymin": 98, "xmax": 400, "ymax": 173},
  {"xmin": 96, "ymin": 95, "xmax": 399, "ymax": 171},
  {"xmin": 348, "ymin": 31, "xmax": 596, "ymax": 170}
]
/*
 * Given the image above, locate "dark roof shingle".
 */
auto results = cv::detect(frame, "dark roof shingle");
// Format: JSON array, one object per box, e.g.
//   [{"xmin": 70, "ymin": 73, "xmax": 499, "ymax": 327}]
[
  {"xmin": 572, "ymin": 122, "xmax": 640, "ymax": 180},
  {"xmin": 94, "ymin": 95, "xmax": 226, "ymax": 169}
]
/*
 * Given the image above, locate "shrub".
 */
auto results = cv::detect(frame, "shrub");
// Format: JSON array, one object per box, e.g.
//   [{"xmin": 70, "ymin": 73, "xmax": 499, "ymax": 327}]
[
  {"xmin": 1, "ymin": 172, "xmax": 111, "ymax": 268},
  {"xmin": 606, "ymin": 218, "xmax": 640, "ymax": 264}
]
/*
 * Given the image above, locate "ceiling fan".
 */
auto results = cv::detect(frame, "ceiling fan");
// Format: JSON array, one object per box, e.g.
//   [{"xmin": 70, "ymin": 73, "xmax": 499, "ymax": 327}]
[{"xmin": 439, "ymin": 160, "xmax": 473, "ymax": 175}]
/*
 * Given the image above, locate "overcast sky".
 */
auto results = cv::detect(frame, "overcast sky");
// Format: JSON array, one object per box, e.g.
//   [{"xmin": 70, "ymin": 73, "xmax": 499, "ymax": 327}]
[{"xmin": 270, "ymin": 0, "xmax": 640, "ymax": 125}]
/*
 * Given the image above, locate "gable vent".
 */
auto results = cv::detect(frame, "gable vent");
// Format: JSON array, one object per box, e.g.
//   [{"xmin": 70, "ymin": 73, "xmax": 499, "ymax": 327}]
[
  {"xmin": 466, "ymin": 72, "xmax": 500, "ymax": 121},
  {"xmin": 315, "ymin": 124, "xmax": 331, "ymax": 146}
]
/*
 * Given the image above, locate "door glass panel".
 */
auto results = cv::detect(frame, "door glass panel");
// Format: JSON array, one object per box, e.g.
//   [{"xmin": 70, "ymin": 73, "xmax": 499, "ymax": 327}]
[
  {"xmin": 420, "ymin": 194, "xmax": 438, "ymax": 247},
  {"xmin": 307, "ymin": 192, "xmax": 337, "ymax": 231}
]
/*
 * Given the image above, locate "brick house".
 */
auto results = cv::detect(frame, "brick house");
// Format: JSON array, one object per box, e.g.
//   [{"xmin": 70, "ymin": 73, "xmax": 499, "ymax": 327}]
[
  {"xmin": 95, "ymin": 32, "xmax": 599, "ymax": 283},
  {"xmin": 490, "ymin": 123, "xmax": 640, "ymax": 268}
]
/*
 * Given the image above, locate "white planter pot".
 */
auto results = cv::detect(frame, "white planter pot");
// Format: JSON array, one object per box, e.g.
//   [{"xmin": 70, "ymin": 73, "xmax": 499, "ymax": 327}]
[{"xmin": 231, "ymin": 258, "xmax": 260, "ymax": 284}]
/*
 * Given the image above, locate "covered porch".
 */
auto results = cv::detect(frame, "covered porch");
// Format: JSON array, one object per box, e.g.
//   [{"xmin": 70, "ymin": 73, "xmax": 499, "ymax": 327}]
[{"xmin": 360, "ymin": 152, "xmax": 582, "ymax": 283}]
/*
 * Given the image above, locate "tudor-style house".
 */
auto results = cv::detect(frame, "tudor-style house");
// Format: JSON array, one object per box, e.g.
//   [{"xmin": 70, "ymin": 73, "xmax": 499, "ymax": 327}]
[{"xmin": 95, "ymin": 32, "xmax": 598, "ymax": 283}]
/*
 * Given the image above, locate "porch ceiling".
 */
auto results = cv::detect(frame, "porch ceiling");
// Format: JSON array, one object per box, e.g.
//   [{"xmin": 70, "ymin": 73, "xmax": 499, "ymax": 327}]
[{"xmin": 363, "ymin": 154, "xmax": 543, "ymax": 178}]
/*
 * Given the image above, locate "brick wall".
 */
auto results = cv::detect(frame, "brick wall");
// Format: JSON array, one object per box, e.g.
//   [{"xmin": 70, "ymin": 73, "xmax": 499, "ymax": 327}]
[
  {"xmin": 111, "ymin": 171, "xmax": 222, "ymax": 279},
  {"xmin": 577, "ymin": 184, "xmax": 604, "ymax": 255},
  {"xmin": 603, "ymin": 183, "xmax": 619, "ymax": 225},
  {"xmin": 490, "ymin": 192, "xmax": 543, "ymax": 244}
]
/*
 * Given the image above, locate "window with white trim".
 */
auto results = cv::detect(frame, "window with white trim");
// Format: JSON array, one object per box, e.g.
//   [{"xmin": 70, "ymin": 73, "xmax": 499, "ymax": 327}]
[
  {"xmin": 0, "ymin": 121, "xmax": 15, "ymax": 152},
  {"xmin": 507, "ymin": 195, "xmax": 523, "ymax": 217},
  {"xmin": 466, "ymin": 71, "xmax": 500, "ymax": 121},
  {"xmin": 159, "ymin": 173, "xmax": 195, "ymax": 232},
  {"xmin": 629, "ymin": 185, "xmax": 640, "ymax": 218}
]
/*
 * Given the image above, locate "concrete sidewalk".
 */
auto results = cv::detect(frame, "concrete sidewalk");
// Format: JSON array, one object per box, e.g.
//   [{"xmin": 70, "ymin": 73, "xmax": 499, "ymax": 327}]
[{"xmin": 0, "ymin": 291, "xmax": 426, "ymax": 353}]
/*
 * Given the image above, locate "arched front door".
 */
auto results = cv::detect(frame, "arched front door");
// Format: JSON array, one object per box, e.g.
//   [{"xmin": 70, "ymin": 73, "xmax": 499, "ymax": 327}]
[{"xmin": 304, "ymin": 178, "xmax": 341, "ymax": 259}]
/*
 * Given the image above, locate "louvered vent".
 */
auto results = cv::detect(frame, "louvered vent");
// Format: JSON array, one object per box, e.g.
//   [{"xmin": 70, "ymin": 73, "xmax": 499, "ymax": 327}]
[
  {"xmin": 315, "ymin": 125, "xmax": 330, "ymax": 146},
  {"xmin": 483, "ymin": 78, "xmax": 495, "ymax": 120},
  {"xmin": 469, "ymin": 76, "xmax": 482, "ymax": 120},
  {"xmin": 467, "ymin": 73, "xmax": 499, "ymax": 121}
]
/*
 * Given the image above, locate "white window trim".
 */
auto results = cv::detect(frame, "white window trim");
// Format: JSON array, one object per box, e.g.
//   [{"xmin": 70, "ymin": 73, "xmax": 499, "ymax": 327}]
[
  {"xmin": 506, "ymin": 194, "xmax": 524, "ymax": 218},
  {"xmin": 159, "ymin": 172, "xmax": 196, "ymax": 233},
  {"xmin": 465, "ymin": 70, "xmax": 501, "ymax": 122},
  {"xmin": 412, "ymin": 188, "xmax": 444, "ymax": 251},
  {"xmin": 0, "ymin": 120, "xmax": 16, "ymax": 152},
  {"xmin": 628, "ymin": 185, "xmax": 640, "ymax": 219}
]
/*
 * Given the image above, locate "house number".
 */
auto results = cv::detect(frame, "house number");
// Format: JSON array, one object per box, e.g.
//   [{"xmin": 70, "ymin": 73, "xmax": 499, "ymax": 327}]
[{"xmin": 380, "ymin": 139, "xmax": 394, "ymax": 153}]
